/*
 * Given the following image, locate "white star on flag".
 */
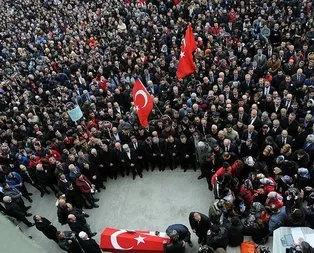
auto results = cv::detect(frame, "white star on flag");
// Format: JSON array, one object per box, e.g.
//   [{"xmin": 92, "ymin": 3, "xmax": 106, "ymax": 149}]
[
  {"xmin": 180, "ymin": 51, "xmax": 185, "ymax": 58},
  {"xmin": 134, "ymin": 235, "xmax": 146, "ymax": 245}
]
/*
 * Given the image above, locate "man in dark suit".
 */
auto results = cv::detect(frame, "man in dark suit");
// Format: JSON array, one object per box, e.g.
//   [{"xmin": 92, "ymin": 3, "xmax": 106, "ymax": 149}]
[
  {"xmin": 293, "ymin": 125, "xmax": 308, "ymax": 150},
  {"xmin": 67, "ymin": 214, "xmax": 96, "ymax": 238},
  {"xmin": 262, "ymin": 80, "xmax": 275, "ymax": 97},
  {"xmin": 78, "ymin": 231, "xmax": 101, "ymax": 253},
  {"xmin": 178, "ymin": 134, "xmax": 196, "ymax": 172},
  {"xmin": 189, "ymin": 212, "xmax": 211, "ymax": 245},
  {"xmin": 122, "ymin": 144, "xmax": 141, "ymax": 179},
  {"xmin": 248, "ymin": 109, "xmax": 262, "ymax": 131},
  {"xmin": 3, "ymin": 195, "xmax": 34, "ymax": 227},
  {"xmin": 275, "ymin": 130, "xmax": 293, "ymax": 148},
  {"xmin": 112, "ymin": 142, "xmax": 125, "ymax": 177},
  {"xmin": 287, "ymin": 112, "xmax": 299, "ymax": 138},
  {"xmin": 291, "ymin": 69, "xmax": 306, "ymax": 88},
  {"xmin": 240, "ymin": 139, "xmax": 259, "ymax": 159},
  {"xmin": 269, "ymin": 119, "xmax": 283, "ymax": 138},
  {"xmin": 143, "ymin": 137, "xmax": 154, "ymax": 171},
  {"xmin": 242, "ymin": 124, "xmax": 258, "ymax": 142},
  {"xmin": 222, "ymin": 138, "xmax": 238, "ymax": 155},
  {"xmin": 129, "ymin": 136, "xmax": 145, "ymax": 173},
  {"xmin": 152, "ymin": 136, "xmax": 167, "ymax": 171}
]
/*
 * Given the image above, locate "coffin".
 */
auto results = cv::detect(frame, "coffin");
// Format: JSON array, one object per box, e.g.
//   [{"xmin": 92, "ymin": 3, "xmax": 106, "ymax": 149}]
[{"xmin": 100, "ymin": 227, "xmax": 170, "ymax": 253}]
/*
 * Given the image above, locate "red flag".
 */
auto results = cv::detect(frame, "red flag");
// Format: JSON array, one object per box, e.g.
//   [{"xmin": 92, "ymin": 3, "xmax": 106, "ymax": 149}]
[
  {"xmin": 176, "ymin": 24, "xmax": 197, "ymax": 79},
  {"xmin": 132, "ymin": 80, "xmax": 153, "ymax": 128},
  {"xmin": 100, "ymin": 227, "xmax": 170, "ymax": 253},
  {"xmin": 173, "ymin": 0, "xmax": 180, "ymax": 5}
]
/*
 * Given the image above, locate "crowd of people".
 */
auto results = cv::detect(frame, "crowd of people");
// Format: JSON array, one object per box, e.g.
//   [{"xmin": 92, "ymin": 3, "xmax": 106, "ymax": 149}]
[{"xmin": 0, "ymin": 0, "xmax": 314, "ymax": 252}]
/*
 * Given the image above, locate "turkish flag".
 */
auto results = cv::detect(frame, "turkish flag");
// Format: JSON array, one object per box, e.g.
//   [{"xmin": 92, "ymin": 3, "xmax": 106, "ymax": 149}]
[
  {"xmin": 132, "ymin": 80, "xmax": 153, "ymax": 128},
  {"xmin": 100, "ymin": 227, "xmax": 170, "ymax": 253},
  {"xmin": 176, "ymin": 24, "xmax": 197, "ymax": 79}
]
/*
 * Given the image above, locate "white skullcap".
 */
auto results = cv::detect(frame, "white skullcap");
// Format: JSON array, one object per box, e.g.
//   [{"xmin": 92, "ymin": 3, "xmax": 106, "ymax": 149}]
[
  {"xmin": 198, "ymin": 141, "xmax": 205, "ymax": 148},
  {"xmin": 78, "ymin": 231, "xmax": 87, "ymax": 239}
]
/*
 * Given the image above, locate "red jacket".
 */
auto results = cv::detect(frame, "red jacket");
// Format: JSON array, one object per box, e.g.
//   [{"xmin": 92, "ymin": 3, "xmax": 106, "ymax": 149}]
[
  {"xmin": 76, "ymin": 175, "xmax": 92, "ymax": 194},
  {"xmin": 240, "ymin": 185, "xmax": 255, "ymax": 206},
  {"xmin": 46, "ymin": 150, "xmax": 61, "ymax": 163}
]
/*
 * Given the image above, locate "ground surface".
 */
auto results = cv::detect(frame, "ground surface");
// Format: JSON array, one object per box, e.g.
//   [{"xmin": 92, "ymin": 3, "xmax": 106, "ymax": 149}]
[{"xmin": 14, "ymin": 170, "xmax": 271, "ymax": 253}]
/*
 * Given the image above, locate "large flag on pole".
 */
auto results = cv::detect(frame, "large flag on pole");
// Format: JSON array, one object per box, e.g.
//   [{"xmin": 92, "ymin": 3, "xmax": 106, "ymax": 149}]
[
  {"xmin": 132, "ymin": 80, "xmax": 153, "ymax": 128},
  {"xmin": 176, "ymin": 24, "xmax": 197, "ymax": 79}
]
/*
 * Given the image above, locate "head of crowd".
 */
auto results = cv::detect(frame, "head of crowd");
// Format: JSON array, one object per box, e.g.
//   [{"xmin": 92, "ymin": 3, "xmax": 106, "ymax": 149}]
[{"xmin": 1, "ymin": 0, "xmax": 314, "ymax": 250}]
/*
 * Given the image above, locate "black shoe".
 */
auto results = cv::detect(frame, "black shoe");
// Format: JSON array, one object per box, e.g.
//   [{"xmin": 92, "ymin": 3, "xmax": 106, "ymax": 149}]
[
  {"xmin": 102, "ymin": 185, "xmax": 106, "ymax": 190},
  {"xmin": 28, "ymin": 193, "xmax": 33, "ymax": 196},
  {"xmin": 188, "ymin": 242, "xmax": 193, "ymax": 247},
  {"xmin": 139, "ymin": 174, "xmax": 143, "ymax": 178},
  {"xmin": 114, "ymin": 176, "xmax": 117, "ymax": 180},
  {"xmin": 45, "ymin": 190, "xmax": 50, "ymax": 194},
  {"xmin": 27, "ymin": 223, "xmax": 35, "ymax": 227},
  {"xmin": 197, "ymin": 175, "xmax": 205, "ymax": 180},
  {"xmin": 26, "ymin": 206, "xmax": 31, "ymax": 210},
  {"xmin": 193, "ymin": 168, "xmax": 197, "ymax": 172},
  {"xmin": 91, "ymin": 232, "xmax": 97, "ymax": 237},
  {"xmin": 94, "ymin": 198, "xmax": 99, "ymax": 202},
  {"xmin": 184, "ymin": 169, "xmax": 187, "ymax": 172},
  {"xmin": 40, "ymin": 192, "xmax": 44, "ymax": 197},
  {"xmin": 133, "ymin": 175, "xmax": 136, "ymax": 180},
  {"xmin": 121, "ymin": 174, "xmax": 125, "ymax": 177},
  {"xmin": 26, "ymin": 213, "xmax": 32, "ymax": 217},
  {"xmin": 198, "ymin": 238, "xmax": 201, "ymax": 244},
  {"xmin": 85, "ymin": 205, "xmax": 93, "ymax": 209},
  {"xmin": 27, "ymin": 198, "xmax": 33, "ymax": 203},
  {"xmin": 93, "ymin": 204, "xmax": 99, "ymax": 208},
  {"xmin": 83, "ymin": 213, "xmax": 89, "ymax": 218}
]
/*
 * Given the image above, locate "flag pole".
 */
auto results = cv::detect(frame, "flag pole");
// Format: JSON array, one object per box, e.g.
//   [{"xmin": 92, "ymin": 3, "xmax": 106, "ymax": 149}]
[{"xmin": 153, "ymin": 103, "xmax": 163, "ymax": 116}]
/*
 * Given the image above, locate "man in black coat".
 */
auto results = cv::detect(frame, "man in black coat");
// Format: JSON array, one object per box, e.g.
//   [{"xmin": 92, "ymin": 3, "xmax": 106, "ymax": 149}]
[
  {"xmin": 3, "ymin": 196, "xmax": 34, "ymax": 227},
  {"xmin": 189, "ymin": 212, "xmax": 211, "ymax": 245},
  {"xmin": 129, "ymin": 136, "xmax": 145, "ymax": 174},
  {"xmin": 67, "ymin": 214, "xmax": 96, "ymax": 238},
  {"xmin": 57, "ymin": 231, "xmax": 84, "ymax": 253},
  {"xmin": 152, "ymin": 136, "xmax": 167, "ymax": 171},
  {"xmin": 33, "ymin": 215, "xmax": 58, "ymax": 242},
  {"xmin": 78, "ymin": 231, "xmax": 102, "ymax": 253},
  {"xmin": 122, "ymin": 144, "xmax": 141, "ymax": 179},
  {"xmin": 178, "ymin": 134, "xmax": 196, "ymax": 172},
  {"xmin": 206, "ymin": 225, "xmax": 229, "ymax": 250}
]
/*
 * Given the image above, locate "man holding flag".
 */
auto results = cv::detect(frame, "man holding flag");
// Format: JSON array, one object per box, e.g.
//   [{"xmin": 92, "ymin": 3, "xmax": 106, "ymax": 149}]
[{"xmin": 176, "ymin": 24, "xmax": 197, "ymax": 79}]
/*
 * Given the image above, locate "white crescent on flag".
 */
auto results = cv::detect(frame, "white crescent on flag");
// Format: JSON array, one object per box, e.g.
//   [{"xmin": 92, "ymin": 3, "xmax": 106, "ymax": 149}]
[
  {"xmin": 110, "ymin": 230, "xmax": 134, "ymax": 250},
  {"xmin": 134, "ymin": 90, "xmax": 148, "ymax": 109}
]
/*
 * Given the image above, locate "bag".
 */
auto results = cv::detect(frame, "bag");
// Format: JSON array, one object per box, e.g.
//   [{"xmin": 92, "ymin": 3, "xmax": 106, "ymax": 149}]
[{"xmin": 241, "ymin": 241, "xmax": 258, "ymax": 253}]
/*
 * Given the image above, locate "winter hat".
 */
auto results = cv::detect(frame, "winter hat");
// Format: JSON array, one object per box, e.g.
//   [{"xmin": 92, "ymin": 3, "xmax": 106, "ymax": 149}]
[
  {"xmin": 276, "ymin": 155, "xmax": 285, "ymax": 164},
  {"xmin": 267, "ymin": 191, "xmax": 283, "ymax": 200},
  {"xmin": 298, "ymin": 168, "xmax": 310, "ymax": 179},
  {"xmin": 281, "ymin": 175, "xmax": 293, "ymax": 185},
  {"xmin": 260, "ymin": 178, "xmax": 275, "ymax": 185}
]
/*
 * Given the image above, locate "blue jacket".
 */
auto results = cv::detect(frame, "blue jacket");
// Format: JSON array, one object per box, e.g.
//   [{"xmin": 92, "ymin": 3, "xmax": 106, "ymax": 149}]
[
  {"xmin": 269, "ymin": 206, "xmax": 286, "ymax": 233},
  {"xmin": 6, "ymin": 172, "xmax": 23, "ymax": 189}
]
